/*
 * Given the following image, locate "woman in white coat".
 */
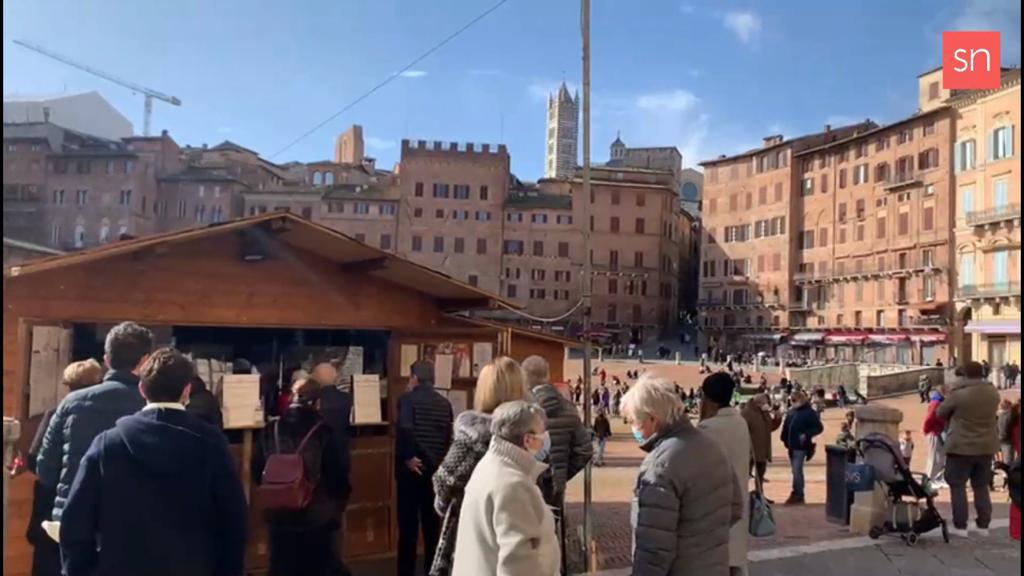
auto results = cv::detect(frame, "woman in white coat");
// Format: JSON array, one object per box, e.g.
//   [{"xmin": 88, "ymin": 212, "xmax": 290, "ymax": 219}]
[
  {"xmin": 699, "ymin": 373, "xmax": 752, "ymax": 576},
  {"xmin": 452, "ymin": 401, "xmax": 560, "ymax": 576}
]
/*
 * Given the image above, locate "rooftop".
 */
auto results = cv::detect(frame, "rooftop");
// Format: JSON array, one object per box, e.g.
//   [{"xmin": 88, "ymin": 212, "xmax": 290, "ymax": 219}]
[
  {"xmin": 699, "ymin": 121, "xmax": 877, "ymax": 166},
  {"xmin": 795, "ymin": 106, "xmax": 950, "ymax": 156},
  {"xmin": 505, "ymin": 190, "xmax": 573, "ymax": 210},
  {"xmin": 159, "ymin": 167, "xmax": 244, "ymax": 184}
]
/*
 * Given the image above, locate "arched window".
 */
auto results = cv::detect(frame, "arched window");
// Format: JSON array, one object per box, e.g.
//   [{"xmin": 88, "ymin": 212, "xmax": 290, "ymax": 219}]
[
  {"xmin": 99, "ymin": 218, "xmax": 111, "ymax": 244},
  {"xmin": 324, "ymin": 172, "xmax": 335, "ymax": 186},
  {"xmin": 74, "ymin": 224, "xmax": 86, "ymax": 248},
  {"xmin": 312, "ymin": 171, "xmax": 323, "ymax": 186}
]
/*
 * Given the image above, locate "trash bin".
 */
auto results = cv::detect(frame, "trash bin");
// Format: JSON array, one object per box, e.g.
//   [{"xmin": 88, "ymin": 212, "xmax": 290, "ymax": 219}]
[{"xmin": 825, "ymin": 444, "xmax": 856, "ymax": 525}]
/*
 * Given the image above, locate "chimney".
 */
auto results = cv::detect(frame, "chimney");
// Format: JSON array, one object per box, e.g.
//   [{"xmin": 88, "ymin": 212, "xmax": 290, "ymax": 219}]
[
  {"xmin": 763, "ymin": 135, "xmax": 783, "ymax": 147},
  {"xmin": 823, "ymin": 124, "xmax": 831, "ymax": 133},
  {"xmin": 42, "ymin": 106, "xmax": 51, "ymax": 123}
]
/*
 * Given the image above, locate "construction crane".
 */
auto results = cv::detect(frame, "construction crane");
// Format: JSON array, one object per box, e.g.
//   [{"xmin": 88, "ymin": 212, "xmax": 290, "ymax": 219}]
[{"xmin": 14, "ymin": 39, "xmax": 182, "ymax": 137}]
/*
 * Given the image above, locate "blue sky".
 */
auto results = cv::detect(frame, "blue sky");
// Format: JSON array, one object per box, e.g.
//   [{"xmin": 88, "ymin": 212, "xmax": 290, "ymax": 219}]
[{"xmin": 4, "ymin": 0, "xmax": 1021, "ymax": 177}]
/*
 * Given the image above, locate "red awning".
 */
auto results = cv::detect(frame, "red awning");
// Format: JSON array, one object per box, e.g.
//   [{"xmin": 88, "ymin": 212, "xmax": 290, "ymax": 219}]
[
  {"xmin": 909, "ymin": 332, "xmax": 947, "ymax": 343},
  {"xmin": 825, "ymin": 332, "xmax": 869, "ymax": 345},
  {"xmin": 867, "ymin": 333, "xmax": 911, "ymax": 345}
]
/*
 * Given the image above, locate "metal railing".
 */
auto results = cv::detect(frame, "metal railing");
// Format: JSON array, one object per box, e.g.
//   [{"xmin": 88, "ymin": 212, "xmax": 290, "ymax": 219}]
[
  {"xmin": 959, "ymin": 281, "xmax": 1022, "ymax": 299},
  {"xmin": 966, "ymin": 204, "xmax": 1021, "ymax": 226},
  {"xmin": 795, "ymin": 256, "xmax": 941, "ymax": 283}
]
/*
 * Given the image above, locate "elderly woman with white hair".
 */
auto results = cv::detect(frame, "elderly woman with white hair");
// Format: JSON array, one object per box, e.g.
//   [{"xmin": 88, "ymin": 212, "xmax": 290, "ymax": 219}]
[
  {"xmin": 622, "ymin": 375, "xmax": 743, "ymax": 576},
  {"xmin": 451, "ymin": 401, "xmax": 560, "ymax": 576}
]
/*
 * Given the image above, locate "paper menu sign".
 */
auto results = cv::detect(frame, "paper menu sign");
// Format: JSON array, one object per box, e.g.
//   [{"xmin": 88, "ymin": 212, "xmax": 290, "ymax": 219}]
[
  {"xmin": 353, "ymin": 374, "xmax": 383, "ymax": 424},
  {"xmin": 221, "ymin": 374, "xmax": 262, "ymax": 428},
  {"xmin": 446, "ymin": 389, "xmax": 468, "ymax": 418},
  {"xmin": 435, "ymin": 354, "xmax": 454, "ymax": 390},
  {"xmin": 452, "ymin": 343, "xmax": 471, "ymax": 378},
  {"xmin": 472, "ymin": 342, "xmax": 494, "ymax": 376},
  {"xmin": 400, "ymin": 344, "xmax": 419, "ymax": 377}
]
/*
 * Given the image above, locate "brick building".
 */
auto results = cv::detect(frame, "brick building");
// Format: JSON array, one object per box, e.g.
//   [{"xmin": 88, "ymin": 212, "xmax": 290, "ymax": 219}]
[
  {"xmin": 396, "ymin": 139, "xmax": 510, "ymax": 294},
  {"xmin": 949, "ymin": 68, "xmax": 1021, "ymax": 374}
]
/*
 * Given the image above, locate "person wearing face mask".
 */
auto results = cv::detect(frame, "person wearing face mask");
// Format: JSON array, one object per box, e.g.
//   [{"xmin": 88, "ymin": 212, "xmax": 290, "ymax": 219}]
[
  {"xmin": 452, "ymin": 401, "xmax": 560, "ymax": 576},
  {"xmin": 60, "ymin": 348, "xmax": 248, "ymax": 576},
  {"xmin": 623, "ymin": 376, "xmax": 743, "ymax": 576}
]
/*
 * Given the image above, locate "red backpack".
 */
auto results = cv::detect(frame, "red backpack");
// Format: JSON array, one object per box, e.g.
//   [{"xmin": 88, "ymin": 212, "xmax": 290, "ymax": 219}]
[{"xmin": 259, "ymin": 421, "xmax": 323, "ymax": 512}]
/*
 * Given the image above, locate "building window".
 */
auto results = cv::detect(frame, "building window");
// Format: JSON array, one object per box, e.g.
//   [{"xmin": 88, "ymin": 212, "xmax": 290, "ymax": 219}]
[
  {"xmin": 875, "ymin": 163, "xmax": 890, "ymax": 183},
  {"xmin": 799, "ymin": 230, "xmax": 815, "ymax": 250},
  {"xmin": 928, "ymin": 82, "xmax": 940, "ymax": 101},
  {"xmin": 610, "ymin": 217, "xmax": 620, "ymax": 233},
  {"xmin": 412, "ymin": 236, "xmax": 423, "ymax": 252},
  {"xmin": 611, "ymin": 190, "xmax": 620, "ymax": 205},
  {"xmin": 433, "ymin": 236, "xmax": 445, "ymax": 253},
  {"xmin": 635, "ymin": 251, "xmax": 644, "ymax": 268},
  {"xmin": 897, "ymin": 129, "xmax": 914, "ymax": 145},
  {"xmin": 454, "ymin": 184, "xmax": 471, "ymax": 199},
  {"xmin": 53, "ymin": 189, "xmax": 65, "ymax": 205},
  {"xmin": 436, "ymin": 209, "xmax": 445, "ymax": 219},
  {"xmin": 415, "ymin": 182, "xmax": 424, "ymax": 197},
  {"xmin": 380, "ymin": 204, "xmax": 397, "ymax": 216},
  {"xmin": 802, "ymin": 177, "xmax": 814, "ymax": 196},
  {"xmin": 119, "ymin": 189, "xmax": 133, "ymax": 207},
  {"xmin": 854, "ymin": 164, "xmax": 869, "ymax": 185},
  {"xmin": 839, "ymin": 168, "xmax": 847, "ymax": 189},
  {"xmin": 503, "ymin": 240, "xmax": 524, "ymax": 255},
  {"xmin": 355, "ymin": 203, "xmax": 370, "ymax": 214},
  {"xmin": 477, "ymin": 238, "xmax": 487, "ymax": 255},
  {"xmin": 476, "ymin": 210, "xmax": 491, "ymax": 221},
  {"xmin": 467, "ymin": 274, "xmax": 478, "ymax": 287},
  {"xmin": 876, "ymin": 215, "xmax": 887, "ymax": 239},
  {"xmin": 558, "ymin": 242, "xmax": 570, "ymax": 258},
  {"xmin": 507, "ymin": 284, "xmax": 518, "ymax": 298},
  {"xmin": 75, "ymin": 160, "xmax": 91, "ymax": 174},
  {"xmin": 355, "ymin": 233, "xmax": 366, "ymax": 243},
  {"xmin": 954, "ymin": 139, "xmax": 976, "ymax": 172},
  {"xmin": 76, "ymin": 189, "xmax": 88, "ymax": 206},
  {"xmin": 51, "ymin": 224, "xmax": 62, "ymax": 246},
  {"xmin": 923, "ymin": 120, "xmax": 936, "ymax": 136},
  {"xmin": 454, "ymin": 238, "xmax": 465, "ymax": 254},
  {"xmin": 433, "ymin": 183, "xmax": 450, "ymax": 198},
  {"xmin": 532, "ymin": 241, "xmax": 544, "ymax": 256},
  {"xmin": 324, "ymin": 172, "xmax": 335, "ymax": 186},
  {"xmin": 918, "ymin": 148, "xmax": 939, "ymax": 170},
  {"xmin": 479, "ymin": 185, "xmax": 489, "ymax": 201},
  {"xmin": 531, "ymin": 213, "xmax": 548, "ymax": 224},
  {"xmin": 453, "ymin": 210, "xmax": 470, "ymax": 221},
  {"xmin": 609, "ymin": 250, "xmax": 619, "ymax": 270},
  {"xmin": 312, "ymin": 171, "xmax": 323, "ymax": 186},
  {"xmin": 607, "ymin": 304, "xmax": 617, "ymax": 323},
  {"xmin": 636, "ymin": 193, "xmax": 645, "ymax": 207},
  {"xmin": 635, "ymin": 218, "xmax": 645, "ymax": 234},
  {"xmin": 898, "ymin": 211, "xmax": 910, "ymax": 235},
  {"xmin": 992, "ymin": 125, "xmax": 1015, "ymax": 161},
  {"xmin": 302, "ymin": 207, "xmax": 313, "ymax": 220},
  {"xmin": 923, "ymin": 206, "xmax": 934, "ymax": 231},
  {"xmin": 557, "ymin": 214, "xmax": 573, "ymax": 225}
]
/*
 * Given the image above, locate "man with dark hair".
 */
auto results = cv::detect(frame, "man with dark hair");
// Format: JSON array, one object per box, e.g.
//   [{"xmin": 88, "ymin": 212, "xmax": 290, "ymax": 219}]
[
  {"xmin": 396, "ymin": 360, "xmax": 453, "ymax": 576},
  {"xmin": 60, "ymin": 348, "xmax": 248, "ymax": 576},
  {"xmin": 937, "ymin": 361, "xmax": 1001, "ymax": 538},
  {"xmin": 37, "ymin": 321, "xmax": 154, "ymax": 525},
  {"xmin": 699, "ymin": 373, "xmax": 751, "ymax": 576},
  {"xmin": 311, "ymin": 362, "xmax": 354, "ymax": 576}
]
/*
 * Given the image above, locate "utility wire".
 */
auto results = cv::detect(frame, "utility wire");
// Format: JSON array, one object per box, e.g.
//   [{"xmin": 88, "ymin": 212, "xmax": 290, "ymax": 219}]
[
  {"xmin": 496, "ymin": 298, "xmax": 585, "ymax": 323},
  {"xmin": 271, "ymin": 0, "xmax": 511, "ymax": 159}
]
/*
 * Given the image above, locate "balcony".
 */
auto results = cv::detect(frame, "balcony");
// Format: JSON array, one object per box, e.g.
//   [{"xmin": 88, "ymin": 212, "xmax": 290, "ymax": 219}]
[
  {"xmin": 910, "ymin": 314, "xmax": 948, "ymax": 327},
  {"xmin": 966, "ymin": 204, "xmax": 1021, "ymax": 227},
  {"xmin": 883, "ymin": 171, "xmax": 921, "ymax": 190},
  {"xmin": 958, "ymin": 281, "xmax": 1022, "ymax": 301},
  {"xmin": 697, "ymin": 296, "xmax": 782, "ymax": 310},
  {"xmin": 795, "ymin": 255, "xmax": 942, "ymax": 284}
]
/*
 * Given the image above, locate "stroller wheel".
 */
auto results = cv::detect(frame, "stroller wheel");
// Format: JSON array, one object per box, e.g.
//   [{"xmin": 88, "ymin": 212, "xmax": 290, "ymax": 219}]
[
  {"xmin": 869, "ymin": 526, "xmax": 883, "ymax": 540},
  {"xmin": 906, "ymin": 533, "xmax": 919, "ymax": 547}
]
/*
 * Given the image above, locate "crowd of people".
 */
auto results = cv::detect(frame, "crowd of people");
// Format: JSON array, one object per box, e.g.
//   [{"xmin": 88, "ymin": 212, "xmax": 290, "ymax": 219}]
[{"xmin": 12, "ymin": 318, "xmax": 1021, "ymax": 576}]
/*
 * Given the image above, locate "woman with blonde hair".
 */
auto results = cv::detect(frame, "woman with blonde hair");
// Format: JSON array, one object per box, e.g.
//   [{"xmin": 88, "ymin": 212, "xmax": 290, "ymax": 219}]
[{"xmin": 430, "ymin": 357, "xmax": 528, "ymax": 576}]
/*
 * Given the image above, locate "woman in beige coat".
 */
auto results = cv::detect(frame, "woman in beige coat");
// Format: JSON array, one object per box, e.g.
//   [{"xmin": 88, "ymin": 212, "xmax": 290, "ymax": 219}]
[
  {"xmin": 699, "ymin": 373, "xmax": 752, "ymax": 576},
  {"xmin": 452, "ymin": 401, "xmax": 559, "ymax": 576}
]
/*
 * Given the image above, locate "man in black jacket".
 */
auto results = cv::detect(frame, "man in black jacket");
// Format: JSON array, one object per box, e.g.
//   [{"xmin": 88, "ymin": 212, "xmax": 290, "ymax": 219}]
[
  {"xmin": 780, "ymin": 391, "xmax": 824, "ymax": 505},
  {"xmin": 395, "ymin": 360, "xmax": 453, "ymax": 576},
  {"xmin": 312, "ymin": 362, "xmax": 353, "ymax": 576},
  {"xmin": 36, "ymin": 321, "xmax": 153, "ymax": 523},
  {"xmin": 522, "ymin": 355, "xmax": 592, "ymax": 575},
  {"xmin": 60, "ymin": 348, "xmax": 248, "ymax": 576}
]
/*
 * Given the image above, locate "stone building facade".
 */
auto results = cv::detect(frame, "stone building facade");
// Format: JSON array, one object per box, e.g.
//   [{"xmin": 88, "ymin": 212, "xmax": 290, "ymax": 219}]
[{"xmin": 949, "ymin": 68, "xmax": 1021, "ymax": 375}]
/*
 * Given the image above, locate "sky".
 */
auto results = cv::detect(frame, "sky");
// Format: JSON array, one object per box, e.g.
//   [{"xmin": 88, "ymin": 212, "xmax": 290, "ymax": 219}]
[{"xmin": 4, "ymin": 0, "xmax": 1021, "ymax": 178}]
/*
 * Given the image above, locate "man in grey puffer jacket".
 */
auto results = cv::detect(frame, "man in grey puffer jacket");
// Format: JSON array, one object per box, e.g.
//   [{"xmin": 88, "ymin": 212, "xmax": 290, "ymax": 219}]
[
  {"xmin": 623, "ymin": 375, "xmax": 742, "ymax": 576},
  {"xmin": 523, "ymin": 355, "xmax": 592, "ymax": 574}
]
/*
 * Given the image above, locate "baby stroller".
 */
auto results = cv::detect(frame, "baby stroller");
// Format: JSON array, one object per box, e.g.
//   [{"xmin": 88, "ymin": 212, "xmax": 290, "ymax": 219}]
[{"xmin": 857, "ymin": 433, "xmax": 949, "ymax": 546}]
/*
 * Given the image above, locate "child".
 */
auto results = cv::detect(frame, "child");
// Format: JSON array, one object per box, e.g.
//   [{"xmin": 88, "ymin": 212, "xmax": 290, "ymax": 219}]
[
  {"xmin": 835, "ymin": 422, "xmax": 856, "ymax": 448},
  {"xmin": 900, "ymin": 430, "xmax": 915, "ymax": 465}
]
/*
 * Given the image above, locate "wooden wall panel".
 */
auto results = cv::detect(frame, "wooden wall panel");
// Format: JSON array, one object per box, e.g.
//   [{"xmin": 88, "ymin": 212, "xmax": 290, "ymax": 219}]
[{"xmin": 509, "ymin": 334, "xmax": 567, "ymax": 383}]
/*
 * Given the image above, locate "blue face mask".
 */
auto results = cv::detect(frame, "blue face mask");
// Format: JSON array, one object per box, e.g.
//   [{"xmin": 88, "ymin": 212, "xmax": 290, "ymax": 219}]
[
  {"xmin": 533, "ymin": 431, "xmax": 552, "ymax": 461},
  {"xmin": 632, "ymin": 428, "xmax": 646, "ymax": 443}
]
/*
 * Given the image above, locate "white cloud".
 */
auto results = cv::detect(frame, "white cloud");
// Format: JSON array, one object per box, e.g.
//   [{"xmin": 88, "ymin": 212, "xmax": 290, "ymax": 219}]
[
  {"xmin": 636, "ymin": 90, "xmax": 699, "ymax": 113},
  {"xmin": 398, "ymin": 70, "xmax": 428, "ymax": 79},
  {"xmin": 723, "ymin": 11, "xmax": 762, "ymax": 44},
  {"xmin": 951, "ymin": 0, "xmax": 1021, "ymax": 63},
  {"xmin": 365, "ymin": 137, "xmax": 396, "ymax": 151},
  {"xmin": 680, "ymin": 3, "xmax": 696, "ymax": 14}
]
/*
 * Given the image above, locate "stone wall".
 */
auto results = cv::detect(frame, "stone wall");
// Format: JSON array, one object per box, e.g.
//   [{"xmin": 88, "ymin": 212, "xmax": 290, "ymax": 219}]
[
  {"xmin": 864, "ymin": 366, "xmax": 945, "ymax": 398},
  {"xmin": 787, "ymin": 363, "xmax": 945, "ymax": 398}
]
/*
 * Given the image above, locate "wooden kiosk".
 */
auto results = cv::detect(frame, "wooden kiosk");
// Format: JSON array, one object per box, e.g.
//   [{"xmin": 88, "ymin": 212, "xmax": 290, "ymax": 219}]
[{"xmin": 2, "ymin": 213, "xmax": 577, "ymax": 576}]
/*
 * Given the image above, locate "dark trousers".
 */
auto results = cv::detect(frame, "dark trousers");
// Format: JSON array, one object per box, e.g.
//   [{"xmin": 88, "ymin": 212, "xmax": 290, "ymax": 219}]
[
  {"xmin": 269, "ymin": 524, "xmax": 339, "ymax": 576},
  {"xmin": 946, "ymin": 454, "xmax": 993, "ymax": 530},
  {"xmin": 31, "ymin": 538, "xmax": 62, "ymax": 576},
  {"xmin": 397, "ymin": 470, "xmax": 441, "ymax": 576},
  {"xmin": 543, "ymin": 488, "xmax": 569, "ymax": 576},
  {"xmin": 750, "ymin": 460, "xmax": 768, "ymax": 485}
]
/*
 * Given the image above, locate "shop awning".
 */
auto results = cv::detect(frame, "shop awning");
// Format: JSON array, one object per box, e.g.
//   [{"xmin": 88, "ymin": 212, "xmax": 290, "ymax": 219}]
[
  {"xmin": 741, "ymin": 333, "xmax": 786, "ymax": 342},
  {"xmin": 909, "ymin": 332, "xmax": 947, "ymax": 344},
  {"xmin": 965, "ymin": 319, "xmax": 1021, "ymax": 335},
  {"xmin": 826, "ymin": 332, "xmax": 869, "ymax": 345},
  {"xmin": 867, "ymin": 333, "xmax": 910, "ymax": 345},
  {"xmin": 791, "ymin": 332, "xmax": 826, "ymax": 344}
]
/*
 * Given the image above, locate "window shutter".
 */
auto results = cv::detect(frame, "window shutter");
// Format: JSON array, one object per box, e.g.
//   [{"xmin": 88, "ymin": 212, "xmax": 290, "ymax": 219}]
[
  {"xmin": 1008, "ymin": 126, "xmax": 1016, "ymax": 157},
  {"xmin": 954, "ymin": 143, "xmax": 962, "ymax": 173}
]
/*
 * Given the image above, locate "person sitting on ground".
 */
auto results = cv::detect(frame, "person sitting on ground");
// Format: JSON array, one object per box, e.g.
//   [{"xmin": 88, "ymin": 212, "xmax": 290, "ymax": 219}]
[
  {"xmin": 431, "ymin": 357, "xmax": 529, "ymax": 576},
  {"xmin": 937, "ymin": 361, "xmax": 1001, "ymax": 538},
  {"xmin": 24, "ymin": 359, "xmax": 104, "ymax": 576},
  {"xmin": 451, "ymin": 401, "xmax": 560, "ymax": 576},
  {"xmin": 60, "ymin": 348, "xmax": 247, "ymax": 576},
  {"xmin": 623, "ymin": 375, "xmax": 742, "ymax": 576}
]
